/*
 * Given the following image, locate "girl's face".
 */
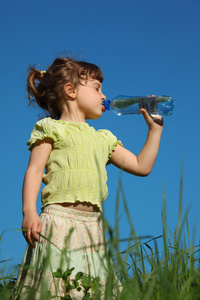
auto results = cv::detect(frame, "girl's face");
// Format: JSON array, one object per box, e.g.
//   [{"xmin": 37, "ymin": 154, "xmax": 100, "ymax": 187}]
[{"xmin": 75, "ymin": 79, "xmax": 106, "ymax": 120}]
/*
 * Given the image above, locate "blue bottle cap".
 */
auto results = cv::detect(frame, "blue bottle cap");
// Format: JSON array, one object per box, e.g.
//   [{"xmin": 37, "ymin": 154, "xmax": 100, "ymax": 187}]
[{"xmin": 102, "ymin": 100, "xmax": 111, "ymax": 110}]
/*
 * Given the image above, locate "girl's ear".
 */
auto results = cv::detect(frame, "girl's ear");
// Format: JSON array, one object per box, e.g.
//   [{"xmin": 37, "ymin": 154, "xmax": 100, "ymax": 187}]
[{"xmin": 64, "ymin": 83, "xmax": 77, "ymax": 99}]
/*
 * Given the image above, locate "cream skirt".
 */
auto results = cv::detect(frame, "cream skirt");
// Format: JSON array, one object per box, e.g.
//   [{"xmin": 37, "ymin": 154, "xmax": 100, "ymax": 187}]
[{"xmin": 14, "ymin": 204, "xmax": 115, "ymax": 299}]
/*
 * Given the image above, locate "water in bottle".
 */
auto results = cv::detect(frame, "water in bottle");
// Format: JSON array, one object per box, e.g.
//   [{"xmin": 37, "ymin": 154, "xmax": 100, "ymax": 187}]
[{"xmin": 102, "ymin": 95, "xmax": 174, "ymax": 116}]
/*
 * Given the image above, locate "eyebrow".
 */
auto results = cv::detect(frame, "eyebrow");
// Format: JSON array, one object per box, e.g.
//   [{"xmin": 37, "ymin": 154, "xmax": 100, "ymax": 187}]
[{"xmin": 93, "ymin": 82, "xmax": 101, "ymax": 88}]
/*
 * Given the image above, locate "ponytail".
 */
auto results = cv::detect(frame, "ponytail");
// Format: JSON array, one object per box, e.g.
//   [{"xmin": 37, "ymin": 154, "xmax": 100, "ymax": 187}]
[
  {"xmin": 26, "ymin": 66, "xmax": 61, "ymax": 119},
  {"xmin": 27, "ymin": 68, "xmax": 46, "ymax": 105}
]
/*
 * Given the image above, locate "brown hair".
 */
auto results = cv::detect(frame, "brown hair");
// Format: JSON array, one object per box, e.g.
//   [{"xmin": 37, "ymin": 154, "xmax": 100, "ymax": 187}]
[{"xmin": 27, "ymin": 57, "xmax": 103, "ymax": 119}]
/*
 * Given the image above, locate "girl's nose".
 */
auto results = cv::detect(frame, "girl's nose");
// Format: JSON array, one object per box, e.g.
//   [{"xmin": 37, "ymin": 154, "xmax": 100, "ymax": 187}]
[{"xmin": 101, "ymin": 92, "xmax": 106, "ymax": 100}]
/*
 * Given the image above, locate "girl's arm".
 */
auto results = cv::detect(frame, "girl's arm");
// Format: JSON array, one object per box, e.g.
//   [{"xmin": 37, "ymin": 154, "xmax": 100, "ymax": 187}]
[
  {"xmin": 109, "ymin": 109, "xmax": 163, "ymax": 176},
  {"xmin": 22, "ymin": 138, "xmax": 53, "ymax": 248}
]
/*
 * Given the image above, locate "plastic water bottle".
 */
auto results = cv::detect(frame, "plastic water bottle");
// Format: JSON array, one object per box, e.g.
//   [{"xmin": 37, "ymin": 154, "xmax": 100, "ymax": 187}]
[{"xmin": 102, "ymin": 95, "xmax": 174, "ymax": 116}]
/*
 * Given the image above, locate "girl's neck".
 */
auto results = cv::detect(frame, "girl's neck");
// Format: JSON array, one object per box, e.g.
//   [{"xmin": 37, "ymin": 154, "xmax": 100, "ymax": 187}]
[
  {"xmin": 59, "ymin": 114, "xmax": 86, "ymax": 123},
  {"xmin": 59, "ymin": 104, "xmax": 86, "ymax": 123}
]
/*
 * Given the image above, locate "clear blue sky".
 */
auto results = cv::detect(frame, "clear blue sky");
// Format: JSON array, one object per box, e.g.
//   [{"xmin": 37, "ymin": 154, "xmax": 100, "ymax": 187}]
[{"xmin": 1, "ymin": 0, "xmax": 200, "ymax": 272}]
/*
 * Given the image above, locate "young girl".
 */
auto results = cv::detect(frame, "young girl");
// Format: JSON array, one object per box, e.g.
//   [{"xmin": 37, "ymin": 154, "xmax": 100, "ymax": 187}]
[{"xmin": 14, "ymin": 57, "xmax": 163, "ymax": 299}]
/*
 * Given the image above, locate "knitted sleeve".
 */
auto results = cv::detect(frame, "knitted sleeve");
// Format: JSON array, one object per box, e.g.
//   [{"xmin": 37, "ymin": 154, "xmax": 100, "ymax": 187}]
[
  {"xmin": 97, "ymin": 129, "xmax": 123, "ymax": 161},
  {"xmin": 27, "ymin": 118, "xmax": 59, "ymax": 150}
]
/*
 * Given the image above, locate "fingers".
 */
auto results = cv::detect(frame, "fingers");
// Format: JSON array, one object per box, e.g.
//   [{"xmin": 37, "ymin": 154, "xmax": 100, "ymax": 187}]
[
  {"xmin": 150, "ymin": 114, "xmax": 164, "ymax": 126},
  {"xmin": 23, "ymin": 228, "xmax": 35, "ymax": 248},
  {"xmin": 140, "ymin": 108, "xmax": 152, "ymax": 122},
  {"xmin": 28, "ymin": 229, "xmax": 36, "ymax": 248},
  {"xmin": 22, "ymin": 221, "xmax": 42, "ymax": 248},
  {"xmin": 32, "ymin": 220, "xmax": 42, "ymax": 243},
  {"xmin": 22, "ymin": 213, "xmax": 42, "ymax": 248},
  {"xmin": 37, "ymin": 219, "xmax": 42, "ymax": 234},
  {"xmin": 140, "ymin": 109, "xmax": 163, "ymax": 127},
  {"xmin": 32, "ymin": 229, "xmax": 39, "ymax": 243}
]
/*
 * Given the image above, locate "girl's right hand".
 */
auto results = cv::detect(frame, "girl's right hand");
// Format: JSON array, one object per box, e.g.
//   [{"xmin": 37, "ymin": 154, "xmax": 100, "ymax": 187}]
[
  {"xmin": 140, "ymin": 108, "xmax": 164, "ymax": 128},
  {"xmin": 22, "ymin": 212, "xmax": 42, "ymax": 248}
]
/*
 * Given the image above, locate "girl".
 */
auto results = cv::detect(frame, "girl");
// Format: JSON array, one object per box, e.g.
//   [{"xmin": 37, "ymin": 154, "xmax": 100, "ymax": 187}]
[{"xmin": 14, "ymin": 57, "xmax": 163, "ymax": 299}]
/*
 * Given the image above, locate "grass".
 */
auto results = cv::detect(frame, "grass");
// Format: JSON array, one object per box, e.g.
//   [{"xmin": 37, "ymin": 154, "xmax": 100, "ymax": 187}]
[{"xmin": 1, "ymin": 171, "xmax": 200, "ymax": 299}]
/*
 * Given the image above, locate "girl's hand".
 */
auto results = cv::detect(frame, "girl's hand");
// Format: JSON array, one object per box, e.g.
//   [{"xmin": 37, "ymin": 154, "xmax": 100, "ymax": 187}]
[
  {"xmin": 140, "ymin": 108, "xmax": 163, "ymax": 128},
  {"xmin": 22, "ymin": 212, "xmax": 42, "ymax": 248}
]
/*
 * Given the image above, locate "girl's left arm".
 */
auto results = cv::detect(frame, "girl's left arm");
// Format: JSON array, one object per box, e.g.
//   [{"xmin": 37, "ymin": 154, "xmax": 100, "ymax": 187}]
[{"xmin": 109, "ymin": 109, "xmax": 163, "ymax": 176}]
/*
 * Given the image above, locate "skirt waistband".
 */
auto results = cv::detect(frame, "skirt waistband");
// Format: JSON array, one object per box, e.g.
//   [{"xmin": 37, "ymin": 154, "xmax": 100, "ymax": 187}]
[{"xmin": 42, "ymin": 204, "xmax": 102, "ymax": 222}]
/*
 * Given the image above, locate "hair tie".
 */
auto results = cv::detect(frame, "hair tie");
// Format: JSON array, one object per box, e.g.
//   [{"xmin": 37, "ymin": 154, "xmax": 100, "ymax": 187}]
[{"xmin": 41, "ymin": 70, "xmax": 46, "ymax": 74}]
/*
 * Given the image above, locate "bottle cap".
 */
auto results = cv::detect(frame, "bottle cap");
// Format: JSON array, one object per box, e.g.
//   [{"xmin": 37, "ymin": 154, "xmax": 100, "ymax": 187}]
[{"xmin": 102, "ymin": 100, "xmax": 111, "ymax": 110}]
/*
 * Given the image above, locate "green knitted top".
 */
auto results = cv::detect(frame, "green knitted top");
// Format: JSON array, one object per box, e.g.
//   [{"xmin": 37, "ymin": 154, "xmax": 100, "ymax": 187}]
[{"xmin": 27, "ymin": 118, "xmax": 122, "ymax": 212}]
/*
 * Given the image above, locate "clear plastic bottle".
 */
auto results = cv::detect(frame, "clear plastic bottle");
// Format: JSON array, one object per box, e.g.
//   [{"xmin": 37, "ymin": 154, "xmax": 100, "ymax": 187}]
[{"xmin": 102, "ymin": 95, "xmax": 174, "ymax": 116}]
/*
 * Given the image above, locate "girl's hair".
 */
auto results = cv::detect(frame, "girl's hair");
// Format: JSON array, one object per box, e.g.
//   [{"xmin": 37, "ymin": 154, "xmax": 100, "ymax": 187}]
[{"xmin": 27, "ymin": 57, "xmax": 103, "ymax": 119}]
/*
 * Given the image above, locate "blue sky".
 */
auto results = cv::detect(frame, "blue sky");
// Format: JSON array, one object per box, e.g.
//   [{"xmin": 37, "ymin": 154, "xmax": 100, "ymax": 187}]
[{"xmin": 1, "ymin": 0, "xmax": 200, "ymax": 272}]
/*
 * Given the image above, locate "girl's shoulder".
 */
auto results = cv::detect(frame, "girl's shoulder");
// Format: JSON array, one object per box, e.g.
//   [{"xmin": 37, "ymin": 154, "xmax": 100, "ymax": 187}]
[
  {"xmin": 27, "ymin": 117, "xmax": 63, "ymax": 150},
  {"xmin": 97, "ymin": 128, "xmax": 119, "ymax": 142},
  {"xmin": 30, "ymin": 117, "xmax": 61, "ymax": 136},
  {"xmin": 97, "ymin": 128, "xmax": 123, "ymax": 147}
]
